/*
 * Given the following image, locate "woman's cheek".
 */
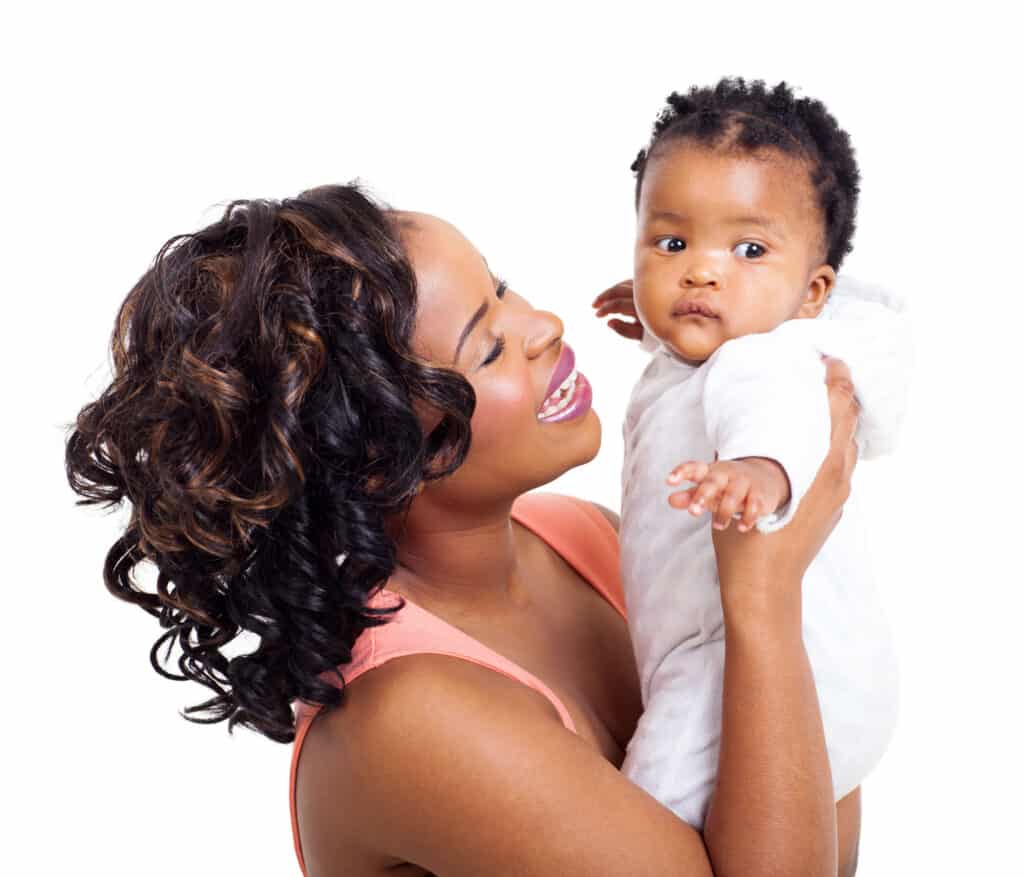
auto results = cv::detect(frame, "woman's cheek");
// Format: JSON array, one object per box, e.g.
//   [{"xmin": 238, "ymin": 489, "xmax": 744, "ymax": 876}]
[{"xmin": 469, "ymin": 373, "xmax": 535, "ymax": 446}]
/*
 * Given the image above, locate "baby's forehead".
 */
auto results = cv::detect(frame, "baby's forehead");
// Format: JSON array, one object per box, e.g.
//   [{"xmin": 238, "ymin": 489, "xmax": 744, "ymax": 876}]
[{"xmin": 646, "ymin": 142, "xmax": 825, "ymax": 243}]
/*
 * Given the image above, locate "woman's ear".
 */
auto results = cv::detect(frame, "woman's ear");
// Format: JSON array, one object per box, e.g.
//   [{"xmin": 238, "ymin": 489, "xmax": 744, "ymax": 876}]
[{"xmin": 797, "ymin": 264, "xmax": 837, "ymax": 318}]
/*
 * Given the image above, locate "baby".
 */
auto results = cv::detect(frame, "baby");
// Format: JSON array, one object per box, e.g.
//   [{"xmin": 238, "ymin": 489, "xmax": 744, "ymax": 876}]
[{"xmin": 593, "ymin": 78, "xmax": 910, "ymax": 829}]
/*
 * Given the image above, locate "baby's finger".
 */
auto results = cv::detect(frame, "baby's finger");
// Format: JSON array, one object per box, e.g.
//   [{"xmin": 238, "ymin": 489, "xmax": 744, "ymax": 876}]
[
  {"xmin": 592, "ymin": 286, "xmax": 629, "ymax": 307},
  {"xmin": 591, "ymin": 280, "xmax": 634, "ymax": 308},
  {"xmin": 737, "ymin": 496, "xmax": 762, "ymax": 532},
  {"xmin": 595, "ymin": 297, "xmax": 638, "ymax": 318},
  {"xmin": 608, "ymin": 319, "xmax": 644, "ymax": 340},
  {"xmin": 713, "ymin": 479, "xmax": 748, "ymax": 530},
  {"xmin": 668, "ymin": 461, "xmax": 710, "ymax": 485},
  {"xmin": 688, "ymin": 472, "xmax": 728, "ymax": 516},
  {"xmin": 668, "ymin": 488, "xmax": 695, "ymax": 509}
]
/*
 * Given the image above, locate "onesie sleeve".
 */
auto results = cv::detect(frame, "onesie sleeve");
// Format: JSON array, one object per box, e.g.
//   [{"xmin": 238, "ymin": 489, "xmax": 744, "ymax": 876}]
[
  {"xmin": 807, "ymin": 275, "xmax": 913, "ymax": 460},
  {"xmin": 702, "ymin": 275, "xmax": 913, "ymax": 532},
  {"xmin": 702, "ymin": 331, "xmax": 831, "ymax": 532}
]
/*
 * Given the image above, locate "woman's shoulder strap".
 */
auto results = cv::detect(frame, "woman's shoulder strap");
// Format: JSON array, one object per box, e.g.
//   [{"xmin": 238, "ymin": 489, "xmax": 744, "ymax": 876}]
[{"xmin": 510, "ymin": 492, "xmax": 625, "ymax": 619}]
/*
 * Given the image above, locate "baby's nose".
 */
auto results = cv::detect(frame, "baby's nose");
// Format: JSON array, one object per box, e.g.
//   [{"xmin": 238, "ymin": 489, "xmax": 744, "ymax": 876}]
[{"xmin": 683, "ymin": 266, "xmax": 720, "ymax": 288}]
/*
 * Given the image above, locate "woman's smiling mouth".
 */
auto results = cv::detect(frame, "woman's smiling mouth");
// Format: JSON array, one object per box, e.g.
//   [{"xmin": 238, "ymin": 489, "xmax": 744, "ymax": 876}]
[{"xmin": 538, "ymin": 343, "xmax": 593, "ymax": 423}]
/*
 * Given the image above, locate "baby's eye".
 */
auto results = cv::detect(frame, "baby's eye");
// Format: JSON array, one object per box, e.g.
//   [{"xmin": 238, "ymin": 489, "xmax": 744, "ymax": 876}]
[
  {"xmin": 733, "ymin": 242, "xmax": 766, "ymax": 259},
  {"xmin": 655, "ymin": 237, "xmax": 686, "ymax": 253}
]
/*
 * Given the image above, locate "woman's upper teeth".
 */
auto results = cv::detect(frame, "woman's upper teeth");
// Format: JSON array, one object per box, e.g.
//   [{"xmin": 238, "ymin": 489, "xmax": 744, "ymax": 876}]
[{"xmin": 540, "ymin": 369, "xmax": 578, "ymax": 416}]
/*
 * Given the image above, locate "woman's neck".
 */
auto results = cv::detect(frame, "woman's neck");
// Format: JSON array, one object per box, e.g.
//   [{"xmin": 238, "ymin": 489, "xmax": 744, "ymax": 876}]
[{"xmin": 387, "ymin": 495, "xmax": 531, "ymax": 621}]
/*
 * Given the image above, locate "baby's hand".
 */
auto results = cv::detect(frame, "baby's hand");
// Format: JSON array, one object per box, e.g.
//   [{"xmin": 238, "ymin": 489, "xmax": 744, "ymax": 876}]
[
  {"xmin": 666, "ymin": 457, "xmax": 791, "ymax": 532},
  {"xmin": 592, "ymin": 279, "xmax": 644, "ymax": 341}
]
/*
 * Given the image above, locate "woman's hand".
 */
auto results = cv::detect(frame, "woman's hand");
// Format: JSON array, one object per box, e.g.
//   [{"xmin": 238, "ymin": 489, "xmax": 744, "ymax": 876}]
[
  {"xmin": 711, "ymin": 355, "xmax": 861, "ymax": 610},
  {"xmin": 592, "ymin": 279, "xmax": 644, "ymax": 341}
]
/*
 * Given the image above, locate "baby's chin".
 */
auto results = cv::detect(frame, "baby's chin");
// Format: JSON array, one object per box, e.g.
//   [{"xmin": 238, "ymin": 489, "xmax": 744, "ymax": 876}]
[{"xmin": 660, "ymin": 327, "xmax": 729, "ymax": 367}]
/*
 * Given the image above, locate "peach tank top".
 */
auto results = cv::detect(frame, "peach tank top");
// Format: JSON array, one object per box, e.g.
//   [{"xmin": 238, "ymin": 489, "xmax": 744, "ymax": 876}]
[{"xmin": 288, "ymin": 492, "xmax": 625, "ymax": 875}]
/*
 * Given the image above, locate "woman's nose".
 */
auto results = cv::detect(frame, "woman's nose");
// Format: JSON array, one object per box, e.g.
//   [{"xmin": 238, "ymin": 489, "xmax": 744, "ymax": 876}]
[{"xmin": 524, "ymin": 309, "xmax": 564, "ymax": 358}]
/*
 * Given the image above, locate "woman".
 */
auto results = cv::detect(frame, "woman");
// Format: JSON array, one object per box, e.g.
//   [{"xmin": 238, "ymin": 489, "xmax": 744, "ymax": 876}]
[{"xmin": 66, "ymin": 184, "xmax": 861, "ymax": 876}]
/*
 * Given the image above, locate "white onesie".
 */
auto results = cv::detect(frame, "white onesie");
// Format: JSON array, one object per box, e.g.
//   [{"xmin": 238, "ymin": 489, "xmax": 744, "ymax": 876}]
[{"xmin": 619, "ymin": 276, "xmax": 911, "ymax": 828}]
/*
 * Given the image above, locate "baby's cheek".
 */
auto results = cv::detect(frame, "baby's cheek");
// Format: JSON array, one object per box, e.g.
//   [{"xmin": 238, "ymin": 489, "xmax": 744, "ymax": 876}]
[{"xmin": 633, "ymin": 267, "xmax": 669, "ymax": 316}]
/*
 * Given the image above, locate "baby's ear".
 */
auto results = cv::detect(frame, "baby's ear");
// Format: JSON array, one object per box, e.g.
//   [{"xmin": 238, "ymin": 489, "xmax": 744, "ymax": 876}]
[{"xmin": 797, "ymin": 264, "xmax": 836, "ymax": 318}]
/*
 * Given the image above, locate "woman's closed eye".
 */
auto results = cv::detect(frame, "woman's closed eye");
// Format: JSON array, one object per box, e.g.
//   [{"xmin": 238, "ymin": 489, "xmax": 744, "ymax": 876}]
[
  {"xmin": 733, "ymin": 241, "xmax": 766, "ymax": 259},
  {"xmin": 480, "ymin": 277, "xmax": 509, "ymax": 367},
  {"xmin": 481, "ymin": 335, "xmax": 506, "ymax": 366}
]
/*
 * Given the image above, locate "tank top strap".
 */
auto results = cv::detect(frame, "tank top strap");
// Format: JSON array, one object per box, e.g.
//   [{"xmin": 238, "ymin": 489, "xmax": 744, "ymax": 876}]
[
  {"xmin": 342, "ymin": 586, "xmax": 581, "ymax": 730},
  {"xmin": 511, "ymin": 492, "xmax": 625, "ymax": 619}
]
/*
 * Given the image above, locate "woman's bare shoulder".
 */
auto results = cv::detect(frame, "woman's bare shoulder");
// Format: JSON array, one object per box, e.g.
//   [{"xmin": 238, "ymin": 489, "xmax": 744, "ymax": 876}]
[
  {"xmin": 295, "ymin": 653, "xmax": 708, "ymax": 876},
  {"xmin": 295, "ymin": 655, "xmax": 566, "ymax": 869}
]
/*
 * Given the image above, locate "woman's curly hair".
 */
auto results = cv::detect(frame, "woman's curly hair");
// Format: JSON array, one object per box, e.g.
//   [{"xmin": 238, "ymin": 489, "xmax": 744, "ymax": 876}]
[
  {"xmin": 64, "ymin": 184, "xmax": 475, "ymax": 742},
  {"xmin": 632, "ymin": 77, "xmax": 861, "ymax": 271}
]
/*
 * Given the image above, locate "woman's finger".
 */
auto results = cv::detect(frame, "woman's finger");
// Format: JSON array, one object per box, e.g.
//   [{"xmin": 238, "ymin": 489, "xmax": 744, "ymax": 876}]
[{"xmin": 822, "ymin": 355, "xmax": 860, "ymax": 478}]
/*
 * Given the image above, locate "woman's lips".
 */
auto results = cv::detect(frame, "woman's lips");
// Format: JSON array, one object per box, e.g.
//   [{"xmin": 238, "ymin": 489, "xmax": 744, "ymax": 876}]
[
  {"xmin": 537, "ymin": 342, "xmax": 593, "ymax": 423},
  {"xmin": 544, "ymin": 343, "xmax": 575, "ymax": 400},
  {"xmin": 538, "ymin": 371, "xmax": 592, "ymax": 423}
]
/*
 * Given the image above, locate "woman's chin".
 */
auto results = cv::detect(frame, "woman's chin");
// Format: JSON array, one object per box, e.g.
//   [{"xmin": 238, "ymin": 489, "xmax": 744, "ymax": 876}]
[{"xmin": 541, "ymin": 408, "xmax": 602, "ymax": 478}]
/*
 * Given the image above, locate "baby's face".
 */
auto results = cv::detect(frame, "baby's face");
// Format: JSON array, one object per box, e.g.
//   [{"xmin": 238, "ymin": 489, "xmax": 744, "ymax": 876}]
[{"xmin": 634, "ymin": 143, "xmax": 835, "ymax": 365}]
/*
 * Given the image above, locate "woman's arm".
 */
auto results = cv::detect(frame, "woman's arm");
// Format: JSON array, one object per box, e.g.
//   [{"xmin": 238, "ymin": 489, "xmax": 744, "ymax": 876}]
[
  {"xmin": 587, "ymin": 540, "xmax": 856, "ymax": 873},
  {"xmin": 703, "ymin": 356, "xmax": 861, "ymax": 876},
  {"xmin": 299, "ymin": 653, "xmax": 715, "ymax": 877}
]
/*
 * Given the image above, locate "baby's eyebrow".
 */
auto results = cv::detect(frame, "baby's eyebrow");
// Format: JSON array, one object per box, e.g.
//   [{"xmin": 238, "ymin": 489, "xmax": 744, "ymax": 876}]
[
  {"xmin": 725, "ymin": 215, "xmax": 787, "ymax": 240},
  {"xmin": 649, "ymin": 209, "xmax": 685, "ymax": 222}
]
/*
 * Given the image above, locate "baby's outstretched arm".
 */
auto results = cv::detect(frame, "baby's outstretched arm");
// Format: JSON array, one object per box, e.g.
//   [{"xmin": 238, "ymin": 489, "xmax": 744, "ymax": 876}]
[{"xmin": 667, "ymin": 457, "xmax": 791, "ymax": 532}]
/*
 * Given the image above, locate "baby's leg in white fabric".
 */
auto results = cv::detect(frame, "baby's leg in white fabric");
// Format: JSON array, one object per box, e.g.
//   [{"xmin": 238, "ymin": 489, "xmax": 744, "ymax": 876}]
[{"xmin": 620, "ymin": 637, "xmax": 726, "ymax": 829}]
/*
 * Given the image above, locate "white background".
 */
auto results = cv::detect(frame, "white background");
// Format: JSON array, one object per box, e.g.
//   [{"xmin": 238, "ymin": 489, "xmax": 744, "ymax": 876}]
[{"xmin": 4, "ymin": 2, "xmax": 1021, "ymax": 874}]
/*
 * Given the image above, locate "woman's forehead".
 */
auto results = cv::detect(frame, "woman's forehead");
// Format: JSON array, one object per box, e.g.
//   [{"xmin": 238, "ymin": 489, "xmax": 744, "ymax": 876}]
[
  {"xmin": 399, "ymin": 213, "xmax": 491, "ymax": 360},
  {"xmin": 401, "ymin": 213, "xmax": 489, "ymax": 288}
]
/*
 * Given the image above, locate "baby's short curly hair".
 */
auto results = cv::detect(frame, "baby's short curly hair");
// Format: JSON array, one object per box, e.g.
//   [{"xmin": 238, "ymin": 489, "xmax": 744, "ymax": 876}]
[{"xmin": 632, "ymin": 77, "xmax": 861, "ymax": 271}]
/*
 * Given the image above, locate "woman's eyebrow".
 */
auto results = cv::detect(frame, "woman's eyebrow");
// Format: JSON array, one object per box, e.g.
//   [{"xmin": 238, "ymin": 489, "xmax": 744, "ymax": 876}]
[{"xmin": 454, "ymin": 300, "xmax": 489, "ymax": 364}]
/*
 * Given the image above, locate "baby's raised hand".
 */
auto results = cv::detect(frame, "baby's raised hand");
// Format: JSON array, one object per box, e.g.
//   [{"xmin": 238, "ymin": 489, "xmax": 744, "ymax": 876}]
[
  {"xmin": 666, "ymin": 457, "xmax": 791, "ymax": 532},
  {"xmin": 592, "ymin": 279, "xmax": 644, "ymax": 341}
]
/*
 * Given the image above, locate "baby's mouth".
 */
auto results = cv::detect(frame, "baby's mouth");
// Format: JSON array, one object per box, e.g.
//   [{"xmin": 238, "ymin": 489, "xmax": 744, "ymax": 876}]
[{"xmin": 672, "ymin": 299, "xmax": 719, "ymax": 319}]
